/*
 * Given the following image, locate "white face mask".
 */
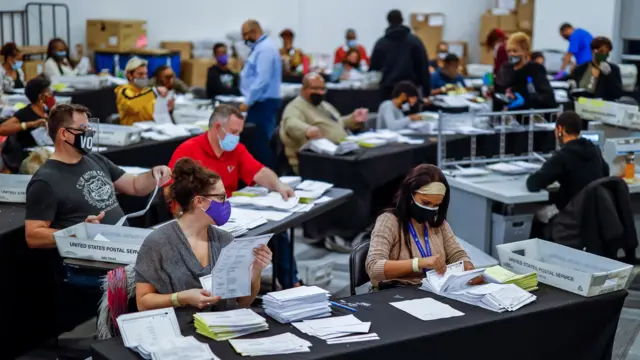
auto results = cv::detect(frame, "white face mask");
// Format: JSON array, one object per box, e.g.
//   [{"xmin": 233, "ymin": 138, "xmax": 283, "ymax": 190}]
[{"xmin": 401, "ymin": 102, "xmax": 410, "ymax": 112}]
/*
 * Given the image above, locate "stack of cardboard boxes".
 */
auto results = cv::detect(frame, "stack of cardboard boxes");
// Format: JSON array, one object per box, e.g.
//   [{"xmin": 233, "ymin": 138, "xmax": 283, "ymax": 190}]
[
  {"xmin": 410, "ymin": 12, "xmax": 469, "ymax": 74},
  {"xmin": 479, "ymin": 0, "xmax": 535, "ymax": 65},
  {"xmin": 160, "ymin": 41, "xmax": 215, "ymax": 88}
]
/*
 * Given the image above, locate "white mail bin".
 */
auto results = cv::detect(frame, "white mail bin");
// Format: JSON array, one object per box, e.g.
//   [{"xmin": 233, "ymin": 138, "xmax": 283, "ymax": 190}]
[
  {"xmin": 490, "ymin": 213, "xmax": 533, "ymax": 258},
  {"xmin": 54, "ymin": 223, "xmax": 153, "ymax": 264},
  {"xmin": 96, "ymin": 124, "xmax": 143, "ymax": 146},
  {"xmin": 496, "ymin": 238, "xmax": 632, "ymax": 297},
  {"xmin": 0, "ymin": 174, "xmax": 31, "ymax": 203}
]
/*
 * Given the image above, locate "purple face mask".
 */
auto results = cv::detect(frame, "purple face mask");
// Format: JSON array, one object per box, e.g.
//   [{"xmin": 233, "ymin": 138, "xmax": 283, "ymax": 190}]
[{"xmin": 202, "ymin": 198, "xmax": 231, "ymax": 226}]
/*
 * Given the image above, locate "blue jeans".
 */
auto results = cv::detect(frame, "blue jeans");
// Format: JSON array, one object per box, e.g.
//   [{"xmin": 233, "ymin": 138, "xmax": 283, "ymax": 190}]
[
  {"xmin": 246, "ymin": 98, "xmax": 281, "ymax": 170},
  {"xmin": 272, "ymin": 232, "xmax": 299, "ymax": 288}
]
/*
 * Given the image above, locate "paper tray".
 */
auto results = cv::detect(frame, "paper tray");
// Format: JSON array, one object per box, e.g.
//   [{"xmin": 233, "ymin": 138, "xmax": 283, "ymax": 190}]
[
  {"xmin": 496, "ymin": 238, "xmax": 632, "ymax": 297},
  {"xmin": 0, "ymin": 174, "xmax": 31, "ymax": 203},
  {"xmin": 54, "ymin": 223, "xmax": 153, "ymax": 264}
]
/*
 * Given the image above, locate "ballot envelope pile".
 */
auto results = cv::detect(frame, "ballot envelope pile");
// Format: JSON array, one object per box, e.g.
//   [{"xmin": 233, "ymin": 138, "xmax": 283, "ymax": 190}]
[
  {"xmin": 194, "ymin": 309, "xmax": 269, "ymax": 341},
  {"xmin": 263, "ymin": 286, "xmax": 331, "ymax": 323}
]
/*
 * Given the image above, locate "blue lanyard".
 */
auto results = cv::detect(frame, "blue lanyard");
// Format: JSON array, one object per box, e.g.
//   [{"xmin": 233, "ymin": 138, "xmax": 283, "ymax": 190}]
[{"xmin": 408, "ymin": 223, "xmax": 432, "ymax": 258}]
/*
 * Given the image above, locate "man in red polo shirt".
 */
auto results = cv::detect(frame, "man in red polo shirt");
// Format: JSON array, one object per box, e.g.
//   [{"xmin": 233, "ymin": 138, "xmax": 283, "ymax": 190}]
[{"xmin": 168, "ymin": 104, "xmax": 300, "ymax": 288}]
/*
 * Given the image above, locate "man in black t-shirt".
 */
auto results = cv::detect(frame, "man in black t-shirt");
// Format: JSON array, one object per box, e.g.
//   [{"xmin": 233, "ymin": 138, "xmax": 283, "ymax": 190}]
[
  {"xmin": 25, "ymin": 103, "xmax": 172, "ymax": 249},
  {"xmin": 206, "ymin": 43, "xmax": 241, "ymax": 101}
]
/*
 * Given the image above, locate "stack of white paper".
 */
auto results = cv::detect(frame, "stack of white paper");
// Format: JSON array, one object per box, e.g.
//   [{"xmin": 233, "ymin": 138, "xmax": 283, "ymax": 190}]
[
  {"xmin": 390, "ymin": 297, "xmax": 465, "ymax": 321},
  {"xmin": 216, "ymin": 221, "xmax": 248, "ymax": 237},
  {"xmin": 420, "ymin": 268, "xmax": 537, "ymax": 313},
  {"xmin": 137, "ymin": 336, "xmax": 219, "ymax": 360},
  {"xmin": 292, "ymin": 314, "xmax": 379, "ymax": 344},
  {"xmin": 117, "ymin": 308, "xmax": 218, "ymax": 360},
  {"xmin": 420, "ymin": 262, "xmax": 485, "ymax": 294},
  {"xmin": 295, "ymin": 180, "xmax": 334, "ymax": 200},
  {"xmin": 445, "ymin": 283, "xmax": 537, "ymax": 312},
  {"xmin": 229, "ymin": 192, "xmax": 301, "ymax": 211},
  {"xmin": 263, "ymin": 286, "xmax": 331, "ymax": 323},
  {"xmin": 229, "ymin": 333, "xmax": 311, "ymax": 356},
  {"xmin": 194, "ymin": 309, "xmax": 269, "ymax": 341},
  {"xmin": 229, "ymin": 207, "xmax": 268, "ymax": 229}
]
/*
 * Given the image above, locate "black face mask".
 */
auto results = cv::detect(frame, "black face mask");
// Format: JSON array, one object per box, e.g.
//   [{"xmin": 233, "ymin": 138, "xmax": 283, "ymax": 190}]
[
  {"xmin": 508, "ymin": 55, "xmax": 522, "ymax": 65},
  {"xmin": 64, "ymin": 129, "xmax": 95, "ymax": 155},
  {"xmin": 410, "ymin": 201, "xmax": 439, "ymax": 224},
  {"xmin": 309, "ymin": 93, "xmax": 324, "ymax": 106}
]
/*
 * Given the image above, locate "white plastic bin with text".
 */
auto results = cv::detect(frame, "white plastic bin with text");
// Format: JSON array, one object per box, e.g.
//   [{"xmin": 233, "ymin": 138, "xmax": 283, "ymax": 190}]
[
  {"xmin": 496, "ymin": 238, "xmax": 632, "ymax": 297},
  {"xmin": 54, "ymin": 223, "xmax": 153, "ymax": 264},
  {"xmin": 0, "ymin": 174, "xmax": 31, "ymax": 203}
]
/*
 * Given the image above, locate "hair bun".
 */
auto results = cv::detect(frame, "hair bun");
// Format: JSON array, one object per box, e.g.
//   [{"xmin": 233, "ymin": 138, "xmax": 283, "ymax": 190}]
[{"xmin": 173, "ymin": 157, "xmax": 199, "ymax": 179}]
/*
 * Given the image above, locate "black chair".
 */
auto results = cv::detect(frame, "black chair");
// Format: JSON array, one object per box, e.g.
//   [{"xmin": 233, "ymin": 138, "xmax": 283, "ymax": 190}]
[
  {"xmin": 269, "ymin": 125, "xmax": 294, "ymax": 176},
  {"xmin": 349, "ymin": 240, "xmax": 370, "ymax": 296}
]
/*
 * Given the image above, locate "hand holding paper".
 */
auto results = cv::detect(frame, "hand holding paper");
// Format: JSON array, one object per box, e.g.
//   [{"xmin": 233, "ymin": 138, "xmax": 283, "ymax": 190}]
[
  {"xmin": 252, "ymin": 244, "xmax": 272, "ymax": 274},
  {"xmin": 178, "ymin": 289, "xmax": 221, "ymax": 309},
  {"xmin": 84, "ymin": 211, "xmax": 105, "ymax": 224}
]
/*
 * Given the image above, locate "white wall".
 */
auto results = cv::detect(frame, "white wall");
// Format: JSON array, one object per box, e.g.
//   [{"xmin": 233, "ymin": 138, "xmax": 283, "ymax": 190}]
[
  {"xmin": 3, "ymin": 0, "xmax": 493, "ymax": 62},
  {"xmin": 532, "ymin": 0, "xmax": 618, "ymax": 52},
  {"xmin": 2, "ymin": 0, "xmax": 620, "ymax": 63}
]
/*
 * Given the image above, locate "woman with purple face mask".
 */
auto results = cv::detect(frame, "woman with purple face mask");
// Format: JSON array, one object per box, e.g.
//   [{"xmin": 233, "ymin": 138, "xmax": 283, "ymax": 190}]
[
  {"xmin": 135, "ymin": 157, "xmax": 272, "ymax": 312},
  {"xmin": 206, "ymin": 43, "xmax": 242, "ymax": 101}
]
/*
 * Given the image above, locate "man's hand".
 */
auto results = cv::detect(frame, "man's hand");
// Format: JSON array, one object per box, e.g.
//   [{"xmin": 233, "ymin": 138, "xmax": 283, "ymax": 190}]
[
  {"xmin": 167, "ymin": 97, "xmax": 175, "ymax": 112},
  {"xmin": 353, "ymin": 108, "xmax": 369, "ymax": 123},
  {"xmin": 275, "ymin": 182, "xmax": 295, "ymax": 200},
  {"xmin": 305, "ymin": 126, "xmax": 322, "ymax": 139},
  {"xmin": 156, "ymin": 86, "xmax": 169, "ymax": 97},
  {"xmin": 239, "ymin": 103, "xmax": 249, "ymax": 112},
  {"xmin": 152, "ymin": 166, "xmax": 172, "ymax": 186},
  {"xmin": 85, "ymin": 211, "xmax": 105, "ymax": 224},
  {"xmin": 409, "ymin": 114, "xmax": 423, "ymax": 121}
]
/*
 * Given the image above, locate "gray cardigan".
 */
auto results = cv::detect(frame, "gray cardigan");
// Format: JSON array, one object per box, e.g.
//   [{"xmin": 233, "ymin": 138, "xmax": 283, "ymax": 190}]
[{"xmin": 376, "ymin": 100, "xmax": 411, "ymax": 130}]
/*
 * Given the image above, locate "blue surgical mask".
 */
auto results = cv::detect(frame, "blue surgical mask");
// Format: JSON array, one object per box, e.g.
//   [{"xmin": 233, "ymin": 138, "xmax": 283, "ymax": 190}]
[
  {"xmin": 219, "ymin": 131, "xmax": 240, "ymax": 152},
  {"xmin": 55, "ymin": 51, "xmax": 67, "ymax": 58},
  {"xmin": 12, "ymin": 60, "xmax": 23, "ymax": 70},
  {"xmin": 244, "ymin": 40, "xmax": 255, "ymax": 49},
  {"xmin": 347, "ymin": 39, "xmax": 357, "ymax": 48}
]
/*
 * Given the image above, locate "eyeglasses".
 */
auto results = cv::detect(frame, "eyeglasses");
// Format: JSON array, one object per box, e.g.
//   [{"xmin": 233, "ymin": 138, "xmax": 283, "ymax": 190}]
[{"xmin": 201, "ymin": 193, "xmax": 227, "ymax": 203}]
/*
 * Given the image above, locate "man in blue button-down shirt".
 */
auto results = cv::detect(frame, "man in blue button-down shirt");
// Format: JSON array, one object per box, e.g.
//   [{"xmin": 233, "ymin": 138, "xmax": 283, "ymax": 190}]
[{"xmin": 240, "ymin": 20, "xmax": 282, "ymax": 170}]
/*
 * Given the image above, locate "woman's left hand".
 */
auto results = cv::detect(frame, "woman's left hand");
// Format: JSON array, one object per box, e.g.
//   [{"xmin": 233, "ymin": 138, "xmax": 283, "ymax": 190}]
[
  {"xmin": 464, "ymin": 261, "xmax": 484, "ymax": 285},
  {"xmin": 252, "ymin": 245, "xmax": 272, "ymax": 274}
]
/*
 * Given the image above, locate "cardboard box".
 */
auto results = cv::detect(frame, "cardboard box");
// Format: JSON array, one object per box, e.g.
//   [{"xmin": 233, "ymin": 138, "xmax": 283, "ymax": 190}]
[
  {"xmin": 479, "ymin": 13, "xmax": 518, "ymax": 43},
  {"xmin": 447, "ymin": 41, "xmax": 468, "ymax": 75},
  {"xmin": 87, "ymin": 19, "xmax": 147, "ymax": 51},
  {"xmin": 516, "ymin": 0, "xmax": 535, "ymax": 32},
  {"xmin": 480, "ymin": 45, "xmax": 495, "ymax": 65},
  {"xmin": 181, "ymin": 58, "xmax": 215, "ymax": 87},
  {"xmin": 160, "ymin": 41, "xmax": 192, "ymax": 60},
  {"xmin": 496, "ymin": 239, "xmax": 632, "ymax": 297},
  {"xmin": 410, "ymin": 13, "xmax": 445, "ymax": 62},
  {"xmin": 23, "ymin": 60, "xmax": 44, "ymax": 81}
]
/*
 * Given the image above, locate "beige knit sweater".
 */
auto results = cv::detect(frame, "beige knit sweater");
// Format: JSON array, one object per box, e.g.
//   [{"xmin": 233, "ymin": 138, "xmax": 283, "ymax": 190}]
[{"xmin": 366, "ymin": 212, "xmax": 471, "ymax": 285}]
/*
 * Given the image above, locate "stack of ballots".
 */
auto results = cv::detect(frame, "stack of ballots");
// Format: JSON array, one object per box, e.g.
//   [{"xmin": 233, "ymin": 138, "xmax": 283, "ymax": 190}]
[
  {"xmin": 263, "ymin": 286, "xmax": 331, "ymax": 323},
  {"xmin": 194, "ymin": 309, "xmax": 268, "ymax": 341},
  {"xmin": 229, "ymin": 333, "xmax": 312, "ymax": 356},
  {"xmin": 117, "ymin": 308, "xmax": 218, "ymax": 360},
  {"xmin": 483, "ymin": 265, "xmax": 538, "ymax": 291},
  {"xmin": 292, "ymin": 314, "xmax": 379, "ymax": 344},
  {"xmin": 295, "ymin": 180, "xmax": 333, "ymax": 203},
  {"xmin": 419, "ymin": 262, "xmax": 536, "ymax": 312}
]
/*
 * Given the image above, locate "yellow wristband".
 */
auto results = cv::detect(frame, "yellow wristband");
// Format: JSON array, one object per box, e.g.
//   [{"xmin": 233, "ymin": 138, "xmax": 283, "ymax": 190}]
[
  {"xmin": 21, "ymin": 122, "xmax": 27, "ymax": 131},
  {"xmin": 412, "ymin": 258, "xmax": 420, "ymax": 273},
  {"xmin": 171, "ymin": 292, "xmax": 181, "ymax": 307}
]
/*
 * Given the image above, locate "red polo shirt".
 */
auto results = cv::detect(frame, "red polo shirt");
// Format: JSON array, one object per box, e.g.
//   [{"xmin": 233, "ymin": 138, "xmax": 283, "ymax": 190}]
[{"xmin": 168, "ymin": 133, "xmax": 264, "ymax": 197}]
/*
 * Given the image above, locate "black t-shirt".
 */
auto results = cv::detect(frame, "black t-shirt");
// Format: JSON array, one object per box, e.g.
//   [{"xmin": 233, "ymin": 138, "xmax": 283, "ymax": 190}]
[
  {"xmin": 206, "ymin": 65, "xmax": 241, "ymax": 100},
  {"xmin": 1, "ymin": 106, "xmax": 43, "ymax": 172},
  {"xmin": 26, "ymin": 153, "xmax": 126, "ymax": 229}
]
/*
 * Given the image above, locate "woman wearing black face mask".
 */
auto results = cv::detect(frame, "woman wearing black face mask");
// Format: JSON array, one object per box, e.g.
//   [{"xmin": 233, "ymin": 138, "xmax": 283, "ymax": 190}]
[
  {"xmin": 365, "ymin": 164, "xmax": 478, "ymax": 287},
  {"xmin": 494, "ymin": 32, "xmax": 556, "ymax": 114},
  {"xmin": 330, "ymin": 49, "xmax": 364, "ymax": 82},
  {"xmin": 571, "ymin": 36, "xmax": 622, "ymax": 102}
]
